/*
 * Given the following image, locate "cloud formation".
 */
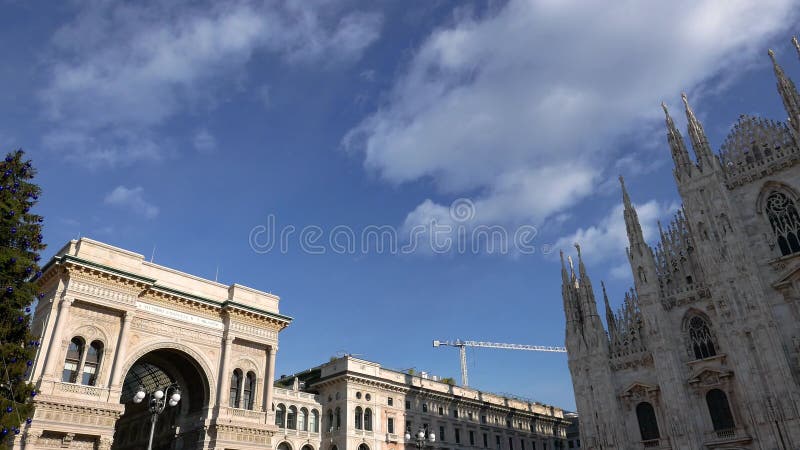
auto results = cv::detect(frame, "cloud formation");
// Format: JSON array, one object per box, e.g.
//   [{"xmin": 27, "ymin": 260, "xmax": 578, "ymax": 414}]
[
  {"xmin": 41, "ymin": 0, "xmax": 382, "ymax": 167},
  {"xmin": 345, "ymin": 0, "xmax": 798, "ymax": 226},
  {"xmin": 104, "ymin": 186, "xmax": 160, "ymax": 219},
  {"xmin": 553, "ymin": 199, "xmax": 679, "ymax": 279}
]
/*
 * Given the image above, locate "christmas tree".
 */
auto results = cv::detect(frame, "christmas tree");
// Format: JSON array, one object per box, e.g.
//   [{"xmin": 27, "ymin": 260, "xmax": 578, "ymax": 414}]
[{"xmin": 0, "ymin": 149, "xmax": 45, "ymax": 444}]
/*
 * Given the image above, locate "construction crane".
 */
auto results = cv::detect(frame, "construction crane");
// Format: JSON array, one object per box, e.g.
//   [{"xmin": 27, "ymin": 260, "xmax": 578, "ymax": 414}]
[{"xmin": 432, "ymin": 339, "xmax": 567, "ymax": 387}]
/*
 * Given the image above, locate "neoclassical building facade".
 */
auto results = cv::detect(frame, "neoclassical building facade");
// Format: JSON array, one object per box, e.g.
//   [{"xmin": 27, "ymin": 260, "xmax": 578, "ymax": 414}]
[
  {"xmin": 272, "ymin": 356, "xmax": 570, "ymax": 450},
  {"xmin": 18, "ymin": 238, "xmax": 291, "ymax": 449},
  {"xmin": 15, "ymin": 238, "xmax": 571, "ymax": 450},
  {"xmin": 562, "ymin": 39, "xmax": 800, "ymax": 449}
]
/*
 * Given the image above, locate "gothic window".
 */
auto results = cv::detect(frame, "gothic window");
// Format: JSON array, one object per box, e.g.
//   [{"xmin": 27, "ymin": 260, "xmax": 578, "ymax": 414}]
[
  {"xmin": 638, "ymin": 267, "xmax": 647, "ymax": 283},
  {"xmin": 288, "ymin": 406, "xmax": 298, "ymax": 429},
  {"xmin": 355, "ymin": 406, "xmax": 363, "ymax": 430},
  {"xmin": 327, "ymin": 409, "xmax": 333, "ymax": 430},
  {"xmin": 687, "ymin": 316, "xmax": 717, "ymax": 359},
  {"xmin": 275, "ymin": 404, "xmax": 286, "ymax": 427},
  {"xmin": 81, "ymin": 340, "xmax": 103, "ymax": 386},
  {"xmin": 706, "ymin": 389, "xmax": 736, "ymax": 431},
  {"xmin": 335, "ymin": 407, "xmax": 341, "ymax": 429},
  {"xmin": 364, "ymin": 407, "xmax": 373, "ymax": 431},
  {"xmin": 243, "ymin": 371, "xmax": 256, "ymax": 410},
  {"xmin": 635, "ymin": 402, "xmax": 660, "ymax": 441},
  {"xmin": 765, "ymin": 191, "xmax": 800, "ymax": 256},
  {"xmin": 62, "ymin": 337, "xmax": 84, "ymax": 383},
  {"xmin": 230, "ymin": 369, "xmax": 242, "ymax": 408},
  {"xmin": 310, "ymin": 409, "xmax": 320, "ymax": 433}
]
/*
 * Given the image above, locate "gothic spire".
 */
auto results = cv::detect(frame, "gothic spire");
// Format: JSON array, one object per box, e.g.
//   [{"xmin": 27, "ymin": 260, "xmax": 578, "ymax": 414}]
[
  {"xmin": 601, "ymin": 281, "xmax": 616, "ymax": 338},
  {"xmin": 793, "ymin": 37, "xmax": 800, "ymax": 60},
  {"xmin": 662, "ymin": 102, "xmax": 692, "ymax": 178},
  {"xmin": 682, "ymin": 93, "xmax": 715, "ymax": 170},
  {"xmin": 769, "ymin": 48, "xmax": 800, "ymax": 135},
  {"xmin": 620, "ymin": 176, "xmax": 645, "ymax": 249}
]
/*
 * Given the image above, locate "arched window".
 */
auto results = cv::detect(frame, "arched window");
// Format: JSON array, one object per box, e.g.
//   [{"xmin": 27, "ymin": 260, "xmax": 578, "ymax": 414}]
[
  {"xmin": 301, "ymin": 445, "xmax": 314, "ymax": 450},
  {"xmin": 635, "ymin": 402, "xmax": 660, "ymax": 441},
  {"xmin": 765, "ymin": 191, "xmax": 800, "ymax": 256},
  {"xmin": 687, "ymin": 316, "xmax": 717, "ymax": 359},
  {"xmin": 276, "ymin": 404, "xmax": 286, "ymax": 427},
  {"xmin": 327, "ymin": 409, "xmax": 333, "ymax": 430},
  {"xmin": 288, "ymin": 406, "xmax": 298, "ymax": 429},
  {"xmin": 358, "ymin": 444, "xmax": 370, "ymax": 450},
  {"xmin": 300, "ymin": 407, "xmax": 309, "ymax": 431},
  {"xmin": 230, "ymin": 369, "xmax": 242, "ymax": 408},
  {"xmin": 311, "ymin": 409, "xmax": 320, "ymax": 433},
  {"xmin": 277, "ymin": 442, "xmax": 292, "ymax": 450},
  {"xmin": 706, "ymin": 389, "xmax": 736, "ymax": 431},
  {"xmin": 62, "ymin": 337, "xmax": 84, "ymax": 383},
  {"xmin": 243, "ymin": 371, "xmax": 256, "ymax": 410},
  {"xmin": 81, "ymin": 340, "xmax": 103, "ymax": 386},
  {"xmin": 364, "ymin": 408, "xmax": 372, "ymax": 431},
  {"xmin": 335, "ymin": 407, "xmax": 341, "ymax": 429},
  {"xmin": 355, "ymin": 406, "xmax": 363, "ymax": 430}
]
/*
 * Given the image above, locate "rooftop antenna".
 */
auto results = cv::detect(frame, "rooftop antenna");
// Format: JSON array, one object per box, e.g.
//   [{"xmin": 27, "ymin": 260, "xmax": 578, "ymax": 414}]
[{"xmin": 150, "ymin": 245, "xmax": 156, "ymax": 263}]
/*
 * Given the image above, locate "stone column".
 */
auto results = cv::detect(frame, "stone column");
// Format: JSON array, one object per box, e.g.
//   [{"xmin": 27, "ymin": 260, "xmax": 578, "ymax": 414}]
[
  {"xmin": 108, "ymin": 311, "xmax": 134, "ymax": 388},
  {"xmin": 218, "ymin": 335, "xmax": 233, "ymax": 407},
  {"xmin": 264, "ymin": 345, "xmax": 277, "ymax": 418},
  {"xmin": 42, "ymin": 297, "xmax": 73, "ymax": 380}
]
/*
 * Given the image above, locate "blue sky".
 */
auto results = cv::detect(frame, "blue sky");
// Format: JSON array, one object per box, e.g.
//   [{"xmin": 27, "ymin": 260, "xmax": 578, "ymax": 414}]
[{"xmin": 3, "ymin": 0, "xmax": 800, "ymax": 410}]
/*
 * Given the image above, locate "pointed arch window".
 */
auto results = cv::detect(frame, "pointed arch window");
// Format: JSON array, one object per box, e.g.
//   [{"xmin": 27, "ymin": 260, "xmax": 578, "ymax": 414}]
[
  {"xmin": 688, "ymin": 316, "xmax": 717, "ymax": 360},
  {"xmin": 364, "ymin": 408, "xmax": 373, "ymax": 431},
  {"xmin": 706, "ymin": 389, "xmax": 735, "ymax": 431},
  {"xmin": 765, "ymin": 191, "xmax": 800, "ymax": 256},
  {"xmin": 62, "ymin": 337, "xmax": 84, "ymax": 383},
  {"xmin": 635, "ymin": 402, "xmax": 660, "ymax": 441},
  {"xmin": 327, "ymin": 409, "xmax": 334, "ymax": 430},
  {"xmin": 230, "ymin": 369, "xmax": 242, "ymax": 408},
  {"xmin": 335, "ymin": 407, "xmax": 341, "ymax": 429},
  {"xmin": 355, "ymin": 406, "xmax": 363, "ymax": 430}
]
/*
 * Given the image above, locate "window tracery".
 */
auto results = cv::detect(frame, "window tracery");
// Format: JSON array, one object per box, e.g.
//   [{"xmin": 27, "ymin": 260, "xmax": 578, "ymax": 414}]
[{"xmin": 765, "ymin": 191, "xmax": 800, "ymax": 256}]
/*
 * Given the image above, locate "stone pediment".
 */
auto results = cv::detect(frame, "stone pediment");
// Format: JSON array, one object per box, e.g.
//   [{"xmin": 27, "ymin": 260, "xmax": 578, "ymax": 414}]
[
  {"xmin": 619, "ymin": 382, "xmax": 659, "ymax": 401},
  {"xmin": 688, "ymin": 367, "xmax": 733, "ymax": 387}
]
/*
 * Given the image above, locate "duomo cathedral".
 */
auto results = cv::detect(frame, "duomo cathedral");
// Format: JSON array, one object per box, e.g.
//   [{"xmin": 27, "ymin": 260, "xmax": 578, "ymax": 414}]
[{"xmin": 562, "ymin": 38, "xmax": 800, "ymax": 449}]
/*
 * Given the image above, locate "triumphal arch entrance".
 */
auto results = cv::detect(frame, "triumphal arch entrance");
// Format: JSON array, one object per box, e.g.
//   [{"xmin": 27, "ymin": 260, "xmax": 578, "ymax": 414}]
[{"xmin": 17, "ymin": 238, "xmax": 291, "ymax": 449}]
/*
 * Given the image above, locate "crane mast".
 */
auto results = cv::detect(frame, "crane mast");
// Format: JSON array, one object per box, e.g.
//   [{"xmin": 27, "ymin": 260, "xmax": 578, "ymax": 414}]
[{"xmin": 432, "ymin": 339, "xmax": 567, "ymax": 387}]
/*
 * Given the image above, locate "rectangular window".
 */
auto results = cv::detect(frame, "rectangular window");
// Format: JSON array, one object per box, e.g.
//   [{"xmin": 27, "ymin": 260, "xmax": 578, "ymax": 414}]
[
  {"xmin": 455, "ymin": 429, "xmax": 461, "ymax": 444},
  {"xmin": 521, "ymin": 439, "xmax": 525, "ymax": 450},
  {"xmin": 424, "ymin": 423, "xmax": 429, "ymax": 438},
  {"xmin": 440, "ymin": 426, "xmax": 445, "ymax": 442},
  {"xmin": 388, "ymin": 418, "xmax": 395, "ymax": 434},
  {"xmin": 483, "ymin": 433, "xmax": 488, "ymax": 448},
  {"xmin": 495, "ymin": 435, "xmax": 501, "ymax": 450},
  {"xmin": 423, "ymin": 403, "xmax": 428, "ymax": 412},
  {"xmin": 406, "ymin": 421, "xmax": 411, "ymax": 433},
  {"xmin": 469, "ymin": 431, "xmax": 475, "ymax": 446},
  {"xmin": 468, "ymin": 412, "xmax": 473, "ymax": 420},
  {"xmin": 481, "ymin": 415, "xmax": 487, "ymax": 424},
  {"xmin": 388, "ymin": 397, "xmax": 394, "ymax": 406},
  {"xmin": 506, "ymin": 420, "xmax": 512, "ymax": 428},
  {"xmin": 509, "ymin": 437, "xmax": 513, "ymax": 450},
  {"xmin": 406, "ymin": 400, "xmax": 411, "ymax": 410},
  {"xmin": 532, "ymin": 442, "xmax": 536, "ymax": 450},
  {"xmin": 439, "ymin": 407, "xmax": 444, "ymax": 415},
  {"xmin": 568, "ymin": 441, "xmax": 573, "ymax": 449},
  {"xmin": 453, "ymin": 409, "xmax": 459, "ymax": 418}
]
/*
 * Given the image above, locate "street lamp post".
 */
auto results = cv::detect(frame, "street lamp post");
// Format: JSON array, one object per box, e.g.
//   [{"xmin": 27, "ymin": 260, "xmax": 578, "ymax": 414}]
[
  {"xmin": 132, "ymin": 384, "xmax": 182, "ymax": 450},
  {"xmin": 405, "ymin": 428, "xmax": 436, "ymax": 450}
]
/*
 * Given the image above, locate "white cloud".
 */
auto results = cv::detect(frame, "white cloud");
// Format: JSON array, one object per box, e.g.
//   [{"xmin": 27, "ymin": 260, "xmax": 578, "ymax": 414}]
[
  {"xmin": 345, "ymin": 0, "xmax": 798, "ymax": 226},
  {"xmin": 41, "ymin": 0, "xmax": 383, "ymax": 166},
  {"xmin": 193, "ymin": 129, "xmax": 217, "ymax": 154},
  {"xmin": 553, "ymin": 198, "xmax": 679, "ymax": 278},
  {"xmin": 104, "ymin": 186, "xmax": 159, "ymax": 219}
]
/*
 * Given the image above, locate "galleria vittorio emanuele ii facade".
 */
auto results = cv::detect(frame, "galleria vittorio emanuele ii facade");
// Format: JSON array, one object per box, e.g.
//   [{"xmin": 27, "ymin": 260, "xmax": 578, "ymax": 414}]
[
  {"xmin": 15, "ymin": 237, "xmax": 569, "ymax": 449},
  {"xmin": 562, "ymin": 38, "xmax": 800, "ymax": 449}
]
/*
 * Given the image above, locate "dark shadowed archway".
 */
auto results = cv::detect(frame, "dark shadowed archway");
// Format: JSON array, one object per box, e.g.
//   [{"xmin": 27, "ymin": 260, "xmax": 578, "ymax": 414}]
[{"xmin": 111, "ymin": 348, "xmax": 210, "ymax": 450}]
